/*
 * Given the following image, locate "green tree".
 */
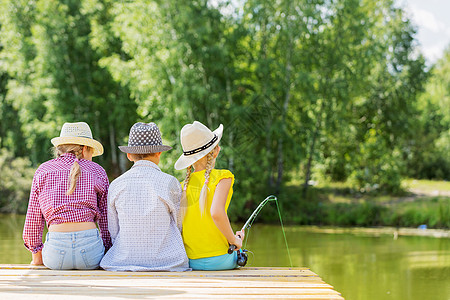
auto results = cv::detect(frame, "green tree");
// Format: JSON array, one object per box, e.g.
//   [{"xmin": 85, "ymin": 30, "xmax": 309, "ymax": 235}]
[
  {"xmin": 0, "ymin": 149, "xmax": 35, "ymax": 213},
  {"xmin": 407, "ymin": 47, "xmax": 450, "ymax": 179},
  {"xmin": 0, "ymin": 0, "xmax": 433, "ymax": 217},
  {"xmin": 0, "ymin": 21, "xmax": 27, "ymax": 157},
  {"xmin": 0, "ymin": 0, "xmax": 137, "ymax": 174},
  {"xmin": 316, "ymin": 0, "xmax": 427, "ymax": 193}
]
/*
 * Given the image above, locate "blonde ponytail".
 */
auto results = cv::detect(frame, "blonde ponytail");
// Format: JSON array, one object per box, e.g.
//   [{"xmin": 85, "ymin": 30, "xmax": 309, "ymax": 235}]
[
  {"xmin": 180, "ymin": 165, "xmax": 192, "ymax": 219},
  {"xmin": 66, "ymin": 147, "xmax": 83, "ymax": 195},
  {"xmin": 198, "ymin": 151, "xmax": 214, "ymax": 215},
  {"xmin": 54, "ymin": 144, "xmax": 87, "ymax": 195}
]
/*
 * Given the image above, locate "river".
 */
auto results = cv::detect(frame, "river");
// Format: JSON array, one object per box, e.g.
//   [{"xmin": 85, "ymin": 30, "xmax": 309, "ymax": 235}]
[{"xmin": 1, "ymin": 214, "xmax": 449, "ymax": 300}]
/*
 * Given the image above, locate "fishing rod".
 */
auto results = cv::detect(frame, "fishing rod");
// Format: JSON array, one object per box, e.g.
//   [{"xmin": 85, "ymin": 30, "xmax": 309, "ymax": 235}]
[
  {"xmin": 228, "ymin": 195, "xmax": 293, "ymax": 268},
  {"xmin": 228, "ymin": 195, "xmax": 278, "ymax": 254}
]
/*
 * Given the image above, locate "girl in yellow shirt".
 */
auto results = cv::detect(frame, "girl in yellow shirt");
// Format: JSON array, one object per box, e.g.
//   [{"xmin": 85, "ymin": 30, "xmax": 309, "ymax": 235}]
[{"xmin": 174, "ymin": 121, "xmax": 244, "ymax": 270}]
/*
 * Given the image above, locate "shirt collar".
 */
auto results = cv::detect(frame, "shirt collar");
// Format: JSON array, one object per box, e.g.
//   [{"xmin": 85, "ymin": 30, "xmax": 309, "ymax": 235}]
[
  {"xmin": 59, "ymin": 153, "xmax": 89, "ymax": 164},
  {"xmin": 59, "ymin": 153, "xmax": 76, "ymax": 162},
  {"xmin": 132, "ymin": 160, "xmax": 161, "ymax": 171}
]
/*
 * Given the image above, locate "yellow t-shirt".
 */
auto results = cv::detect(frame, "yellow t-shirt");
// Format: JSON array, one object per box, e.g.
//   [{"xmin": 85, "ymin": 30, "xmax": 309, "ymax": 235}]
[{"xmin": 182, "ymin": 169, "xmax": 234, "ymax": 259}]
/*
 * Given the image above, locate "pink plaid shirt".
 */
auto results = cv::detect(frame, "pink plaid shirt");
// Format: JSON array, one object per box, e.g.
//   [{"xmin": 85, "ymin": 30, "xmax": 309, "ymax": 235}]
[{"xmin": 23, "ymin": 153, "xmax": 111, "ymax": 253}]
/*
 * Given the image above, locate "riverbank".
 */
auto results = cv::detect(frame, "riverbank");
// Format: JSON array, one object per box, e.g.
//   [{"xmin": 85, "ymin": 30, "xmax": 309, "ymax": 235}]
[
  {"xmin": 273, "ymin": 179, "xmax": 450, "ymax": 229},
  {"xmin": 286, "ymin": 225, "xmax": 450, "ymax": 238}
]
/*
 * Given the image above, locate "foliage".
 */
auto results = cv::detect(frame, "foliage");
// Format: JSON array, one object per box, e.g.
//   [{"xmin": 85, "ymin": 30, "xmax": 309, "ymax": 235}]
[
  {"xmin": 278, "ymin": 185, "xmax": 449, "ymax": 229},
  {"xmin": 406, "ymin": 48, "xmax": 450, "ymax": 180},
  {"xmin": 0, "ymin": 0, "xmax": 443, "ymax": 223},
  {"xmin": 386, "ymin": 197, "xmax": 450, "ymax": 228},
  {"xmin": 348, "ymin": 129, "xmax": 405, "ymax": 194},
  {"xmin": 0, "ymin": 150, "xmax": 34, "ymax": 213},
  {"xmin": 0, "ymin": 0, "xmax": 138, "ymax": 174}
]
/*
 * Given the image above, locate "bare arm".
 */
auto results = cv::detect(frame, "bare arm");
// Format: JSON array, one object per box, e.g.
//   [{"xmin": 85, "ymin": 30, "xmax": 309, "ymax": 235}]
[
  {"xmin": 31, "ymin": 251, "xmax": 43, "ymax": 265},
  {"xmin": 210, "ymin": 178, "xmax": 244, "ymax": 250}
]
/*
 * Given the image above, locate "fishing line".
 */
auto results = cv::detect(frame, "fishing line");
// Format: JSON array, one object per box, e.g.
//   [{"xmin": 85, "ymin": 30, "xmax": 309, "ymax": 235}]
[
  {"xmin": 244, "ymin": 249, "xmax": 255, "ymax": 266},
  {"xmin": 243, "ymin": 225, "xmax": 251, "ymax": 248},
  {"xmin": 275, "ymin": 198, "xmax": 293, "ymax": 268},
  {"xmin": 230, "ymin": 195, "xmax": 293, "ymax": 268}
]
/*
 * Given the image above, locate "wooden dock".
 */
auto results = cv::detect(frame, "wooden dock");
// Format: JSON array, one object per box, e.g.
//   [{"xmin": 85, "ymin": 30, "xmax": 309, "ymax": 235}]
[{"xmin": 0, "ymin": 265, "xmax": 343, "ymax": 299}]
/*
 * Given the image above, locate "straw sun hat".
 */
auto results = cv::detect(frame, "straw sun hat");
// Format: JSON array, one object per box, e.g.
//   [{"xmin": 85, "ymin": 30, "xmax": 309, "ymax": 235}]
[
  {"xmin": 174, "ymin": 121, "xmax": 223, "ymax": 170},
  {"xmin": 51, "ymin": 122, "xmax": 104, "ymax": 157}
]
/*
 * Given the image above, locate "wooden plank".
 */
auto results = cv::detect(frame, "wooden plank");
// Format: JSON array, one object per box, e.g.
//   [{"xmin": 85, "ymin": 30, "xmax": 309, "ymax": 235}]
[
  {"xmin": 0, "ymin": 268, "xmax": 321, "ymax": 279},
  {"xmin": 0, "ymin": 265, "xmax": 317, "ymax": 277},
  {"xmin": 0, "ymin": 288, "xmax": 343, "ymax": 299},
  {"xmin": 0, "ymin": 285, "xmax": 341, "ymax": 294},
  {"xmin": 0, "ymin": 278, "xmax": 333, "ymax": 289},
  {"xmin": 1, "ymin": 265, "xmax": 311, "ymax": 271},
  {"xmin": 0, "ymin": 293, "xmax": 343, "ymax": 300},
  {"xmin": 0, "ymin": 265, "xmax": 344, "ymax": 299}
]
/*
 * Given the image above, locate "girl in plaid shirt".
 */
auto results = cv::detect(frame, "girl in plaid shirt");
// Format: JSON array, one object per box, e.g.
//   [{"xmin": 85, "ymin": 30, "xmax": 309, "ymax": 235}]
[{"xmin": 23, "ymin": 122, "xmax": 111, "ymax": 269}]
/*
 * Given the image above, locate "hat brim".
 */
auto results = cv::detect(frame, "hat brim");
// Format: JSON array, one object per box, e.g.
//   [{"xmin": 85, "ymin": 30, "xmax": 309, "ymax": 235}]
[
  {"xmin": 174, "ymin": 124, "xmax": 223, "ymax": 170},
  {"xmin": 118, "ymin": 145, "xmax": 172, "ymax": 154},
  {"xmin": 51, "ymin": 137, "xmax": 104, "ymax": 157}
]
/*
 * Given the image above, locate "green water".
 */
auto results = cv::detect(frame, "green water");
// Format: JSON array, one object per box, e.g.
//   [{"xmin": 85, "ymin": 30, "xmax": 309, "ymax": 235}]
[{"xmin": 2, "ymin": 214, "xmax": 449, "ymax": 300}]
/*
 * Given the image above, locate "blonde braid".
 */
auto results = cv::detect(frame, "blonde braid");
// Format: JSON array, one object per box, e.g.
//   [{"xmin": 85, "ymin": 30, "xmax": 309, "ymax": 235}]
[
  {"xmin": 180, "ymin": 165, "xmax": 192, "ymax": 219},
  {"xmin": 66, "ymin": 146, "xmax": 84, "ymax": 195},
  {"xmin": 55, "ymin": 144, "xmax": 86, "ymax": 195},
  {"xmin": 198, "ymin": 151, "xmax": 215, "ymax": 215}
]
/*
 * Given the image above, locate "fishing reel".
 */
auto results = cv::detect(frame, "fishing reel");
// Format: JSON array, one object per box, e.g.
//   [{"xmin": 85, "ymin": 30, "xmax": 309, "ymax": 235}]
[
  {"xmin": 228, "ymin": 245, "xmax": 248, "ymax": 267},
  {"xmin": 237, "ymin": 249, "xmax": 248, "ymax": 267}
]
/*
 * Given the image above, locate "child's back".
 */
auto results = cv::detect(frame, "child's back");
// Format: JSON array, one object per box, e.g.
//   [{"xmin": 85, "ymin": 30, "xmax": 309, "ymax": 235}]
[
  {"xmin": 175, "ymin": 121, "xmax": 244, "ymax": 271},
  {"xmin": 183, "ymin": 169, "xmax": 234, "ymax": 259}
]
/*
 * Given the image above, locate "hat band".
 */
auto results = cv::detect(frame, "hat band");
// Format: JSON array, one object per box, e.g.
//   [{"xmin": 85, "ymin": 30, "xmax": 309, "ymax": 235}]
[
  {"xmin": 128, "ymin": 142, "xmax": 161, "ymax": 146},
  {"xmin": 60, "ymin": 135, "xmax": 93, "ymax": 139},
  {"xmin": 183, "ymin": 135, "xmax": 218, "ymax": 156}
]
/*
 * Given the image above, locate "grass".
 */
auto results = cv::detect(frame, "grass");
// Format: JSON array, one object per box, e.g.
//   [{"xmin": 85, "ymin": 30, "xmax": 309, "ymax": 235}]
[
  {"xmin": 275, "ymin": 179, "xmax": 450, "ymax": 229},
  {"xmin": 385, "ymin": 197, "xmax": 450, "ymax": 227},
  {"xmin": 402, "ymin": 179, "xmax": 450, "ymax": 193},
  {"xmin": 299, "ymin": 178, "xmax": 449, "ymax": 204},
  {"xmin": 288, "ymin": 180, "xmax": 398, "ymax": 204}
]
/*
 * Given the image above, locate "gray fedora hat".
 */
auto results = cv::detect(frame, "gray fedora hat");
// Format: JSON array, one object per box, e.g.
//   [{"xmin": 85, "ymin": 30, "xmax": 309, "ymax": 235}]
[{"xmin": 119, "ymin": 122, "xmax": 172, "ymax": 154}]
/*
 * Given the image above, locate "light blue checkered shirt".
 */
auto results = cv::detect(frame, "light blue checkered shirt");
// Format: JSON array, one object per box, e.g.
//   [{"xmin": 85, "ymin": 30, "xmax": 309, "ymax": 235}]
[{"xmin": 100, "ymin": 160, "xmax": 190, "ymax": 271}]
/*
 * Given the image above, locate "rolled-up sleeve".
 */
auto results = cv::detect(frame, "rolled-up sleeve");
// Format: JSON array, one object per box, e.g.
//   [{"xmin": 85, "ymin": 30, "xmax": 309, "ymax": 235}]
[
  {"xmin": 169, "ymin": 177, "xmax": 183, "ymax": 232},
  {"xmin": 97, "ymin": 171, "xmax": 112, "ymax": 250},
  {"xmin": 106, "ymin": 182, "xmax": 120, "ymax": 243},
  {"xmin": 23, "ymin": 172, "xmax": 45, "ymax": 253}
]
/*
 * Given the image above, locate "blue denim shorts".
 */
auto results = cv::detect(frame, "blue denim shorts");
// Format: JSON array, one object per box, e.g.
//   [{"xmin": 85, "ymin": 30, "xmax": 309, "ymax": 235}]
[
  {"xmin": 42, "ymin": 228, "xmax": 104, "ymax": 270},
  {"xmin": 189, "ymin": 251, "xmax": 238, "ymax": 271}
]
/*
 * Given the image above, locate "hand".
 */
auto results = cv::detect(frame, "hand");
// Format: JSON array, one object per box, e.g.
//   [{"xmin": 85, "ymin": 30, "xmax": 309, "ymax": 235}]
[
  {"xmin": 31, "ymin": 251, "xmax": 44, "ymax": 266},
  {"xmin": 233, "ymin": 233, "xmax": 243, "ymax": 251},
  {"xmin": 235, "ymin": 230, "xmax": 245, "ymax": 240}
]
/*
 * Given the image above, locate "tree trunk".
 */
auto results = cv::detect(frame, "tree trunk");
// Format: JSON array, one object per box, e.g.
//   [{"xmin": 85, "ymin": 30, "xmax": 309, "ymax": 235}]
[
  {"xmin": 303, "ymin": 125, "xmax": 318, "ymax": 196},
  {"xmin": 109, "ymin": 123, "xmax": 119, "ymax": 175},
  {"xmin": 303, "ymin": 101, "xmax": 324, "ymax": 196},
  {"xmin": 276, "ymin": 1, "xmax": 293, "ymax": 194},
  {"xmin": 259, "ymin": 9, "xmax": 274, "ymax": 188},
  {"xmin": 225, "ymin": 67, "xmax": 234, "ymax": 171}
]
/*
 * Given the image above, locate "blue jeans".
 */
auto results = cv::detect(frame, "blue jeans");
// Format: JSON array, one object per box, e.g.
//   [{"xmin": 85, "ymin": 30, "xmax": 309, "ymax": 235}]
[
  {"xmin": 42, "ymin": 228, "xmax": 104, "ymax": 270},
  {"xmin": 189, "ymin": 251, "xmax": 238, "ymax": 271}
]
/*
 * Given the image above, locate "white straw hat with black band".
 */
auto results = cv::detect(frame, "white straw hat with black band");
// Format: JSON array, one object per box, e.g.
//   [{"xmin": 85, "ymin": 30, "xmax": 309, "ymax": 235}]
[
  {"xmin": 119, "ymin": 122, "xmax": 172, "ymax": 154},
  {"xmin": 51, "ymin": 122, "xmax": 104, "ymax": 157},
  {"xmin": 174, "ymin": 121, "xmax": 223, "ymax": 170}
]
